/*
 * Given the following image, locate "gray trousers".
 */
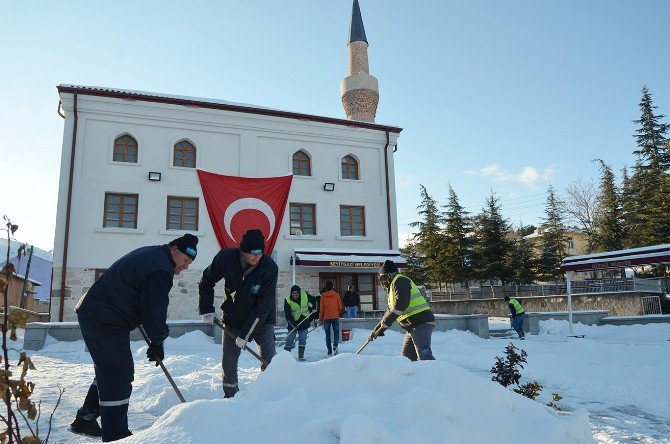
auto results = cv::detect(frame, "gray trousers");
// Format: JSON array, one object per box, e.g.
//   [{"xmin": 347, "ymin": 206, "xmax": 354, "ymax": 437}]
[
  {"xmin": 222, "ymin": 323, "xmax": 276, "ymax": 398},
  {"xmin": 401, "ymin": 323, "xmax": 435, "ymax": 361}
]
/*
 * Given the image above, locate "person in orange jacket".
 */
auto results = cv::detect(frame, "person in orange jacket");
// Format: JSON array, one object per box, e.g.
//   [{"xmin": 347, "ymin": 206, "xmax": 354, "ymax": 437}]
[{"xmin": 318, "ymin": 281, "xmax": 343, "ymax": 356}]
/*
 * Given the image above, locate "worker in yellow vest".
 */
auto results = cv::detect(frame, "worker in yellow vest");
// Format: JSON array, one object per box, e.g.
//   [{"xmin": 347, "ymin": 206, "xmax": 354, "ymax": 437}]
[
  {"xmin": 283, "ymin": 285, "xmax": 317, "ymax": 361},
  {"xmin": 369, "ymin": 260, "xmax": 435, "ymax": 360},
  {"xmin": 504, "ymin": 295, "xmax": 526, "ymax": 340}
]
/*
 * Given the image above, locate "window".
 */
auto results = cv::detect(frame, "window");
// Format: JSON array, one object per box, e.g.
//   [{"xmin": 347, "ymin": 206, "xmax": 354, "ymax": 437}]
[
  {"xmin": 103, "ymin": 193, "xmax": 138, "ymax": 228},
  {"xmin": 173, "ymin": 140, "xmax": 196, "ymax": 168},
  {"xmin": 167, "ymin": 197, "xmax": 199, "ymax": 230},
  {"xmin": 113, "ymin": 135, "xmax": 138, "ymax": 163},
  {"xmin": 567, "ymin": 237, "xmax": 574, "ymax": 250},
  {"xmin": 340, "ymin": 205, "xmax": 365, "ymax": 236},
  {"xmin": 292, "ymin": 150, "xmax": 311, "ymax": 176},
  {"xmin": 289, "ymin": 203, "xmax": 316, "ymax": 235},
  {"xmin": 341, "ymin": 155, "xmax": 359, "ymax": 180}
]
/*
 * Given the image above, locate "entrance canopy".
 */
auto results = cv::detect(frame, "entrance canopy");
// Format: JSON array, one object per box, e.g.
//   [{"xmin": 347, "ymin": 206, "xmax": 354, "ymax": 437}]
[
  {"xmin": 561, "ymin": 244, "xmax": 670, "ymax": 272},
  {"xmin": 293, "ymin": 248, "xmax": 407, "ymax": 269}
]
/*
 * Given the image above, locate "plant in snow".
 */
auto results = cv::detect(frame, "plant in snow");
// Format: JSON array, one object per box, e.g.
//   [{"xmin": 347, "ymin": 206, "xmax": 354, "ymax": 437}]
[{"xmin": 491, "ymin": 343, "xmax": 542, "ymax": 400}]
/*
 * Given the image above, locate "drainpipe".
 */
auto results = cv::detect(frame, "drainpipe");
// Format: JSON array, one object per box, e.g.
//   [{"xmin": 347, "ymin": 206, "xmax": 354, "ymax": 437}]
[
  {"xmin": 58, "ymin": 92, "xmax": 78, "ymax": 322},
  {"xmin": 383, "ymin": 129, "xmax": 394, "ymax": 250}
]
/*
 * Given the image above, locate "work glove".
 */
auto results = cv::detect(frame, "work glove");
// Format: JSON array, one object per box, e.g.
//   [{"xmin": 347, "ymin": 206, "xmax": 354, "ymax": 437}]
[
  {"xmin": 202, "ymin": 312, "xmax": 218, "ymax": 325},
  {"xmin": 369, "ymin": 322, "xmax": 387, "ymax": 341},
  {"xmin": 147, "ymin": 341, "xmax": 164, "ymax": 366},
  {"xmin": 235, "ymin": 337, "xmax": 247, "ymax": 349}
]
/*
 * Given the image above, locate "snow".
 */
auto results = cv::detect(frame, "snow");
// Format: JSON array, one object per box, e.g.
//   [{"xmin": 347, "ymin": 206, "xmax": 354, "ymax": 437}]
[{"xmin": 15, "ymin": 320, "xmax": 670, "ymax": 443}]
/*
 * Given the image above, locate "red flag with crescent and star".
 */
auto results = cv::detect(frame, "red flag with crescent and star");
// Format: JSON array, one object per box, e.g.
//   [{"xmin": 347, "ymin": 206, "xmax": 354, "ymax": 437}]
[{"xmin": 197, "ymin": 170, "xmax": 293, "ymax": 254}]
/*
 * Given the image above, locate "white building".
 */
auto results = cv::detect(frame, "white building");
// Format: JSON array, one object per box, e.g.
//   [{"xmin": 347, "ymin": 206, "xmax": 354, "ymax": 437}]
[{"xmin": 51, "ymin": 1, "xmax": 404, "ymax": 322}]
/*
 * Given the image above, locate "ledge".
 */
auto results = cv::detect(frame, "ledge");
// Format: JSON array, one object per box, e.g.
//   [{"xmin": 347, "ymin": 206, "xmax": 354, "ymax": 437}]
[
  {"xmin": 95, "ymin": 227, "xmax": 145, "ymax": 234},
  {"xmin": 159, "ymin": 230, "xmax": 206, "ymax": 236},
  {"xmin": 284, "ymin": 234, "xmax": 323, "ymax": 241},
  {"xmin": 335, "ymin": 235, "xmax": 373, "ymax": 242}
]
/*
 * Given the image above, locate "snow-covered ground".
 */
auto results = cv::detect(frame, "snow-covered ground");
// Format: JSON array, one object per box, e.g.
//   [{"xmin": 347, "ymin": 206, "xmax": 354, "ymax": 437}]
[{"xmin": 15, "ymin": 319, "xmax": 670, "ymax": 443}]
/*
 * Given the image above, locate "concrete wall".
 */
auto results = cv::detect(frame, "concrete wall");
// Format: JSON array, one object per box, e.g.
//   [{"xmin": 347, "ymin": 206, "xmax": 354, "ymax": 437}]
[{"xmin": 429, "ymin": 292, "xmax": 646, "ymax": 317}]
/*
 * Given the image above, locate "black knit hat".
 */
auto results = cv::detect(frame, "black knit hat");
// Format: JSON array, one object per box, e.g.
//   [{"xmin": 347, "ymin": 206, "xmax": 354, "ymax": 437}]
[
  {"xmin": 169, "ymin": 233, "xmax": 198, "ymax": 260},
  {"xmin": 379, "ymin": 260, "xmax": 399, "ymax": 275},
  {"xmin": 290, "ymin": 285, "xmax": 301, "ymax": 295},
  {"xmin": 240, "ymin": 229, "xmax": 265, "ymax": 254}
]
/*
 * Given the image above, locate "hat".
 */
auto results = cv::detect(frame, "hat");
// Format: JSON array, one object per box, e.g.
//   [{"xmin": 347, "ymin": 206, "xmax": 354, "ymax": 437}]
[
  {"xmin": 240, "ymin": 229, "xmax": 265, "ymax": 254},
  {"xmin": 169, "ymin": 233, "xmax": 198, "ymax": 260},
  {"xmin": 379, "ymin": 260, "xmax": 399, "ymax": 275},
  {"xmin": 290, "ymin": 285, "xmax": 301, "ymax": 295}
]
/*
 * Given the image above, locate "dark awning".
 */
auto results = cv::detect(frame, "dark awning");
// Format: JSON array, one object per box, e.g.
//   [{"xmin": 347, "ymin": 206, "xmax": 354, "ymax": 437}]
[{"xmin": 561, "ymin": 243, "xmax": 670, "ymax": 272}]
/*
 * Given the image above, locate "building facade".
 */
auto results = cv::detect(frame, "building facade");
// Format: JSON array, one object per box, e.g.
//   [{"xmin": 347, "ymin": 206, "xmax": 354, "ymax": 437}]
[{"xmin": 51, "ymin": 2, "xmax": 405, "ymax": 322}]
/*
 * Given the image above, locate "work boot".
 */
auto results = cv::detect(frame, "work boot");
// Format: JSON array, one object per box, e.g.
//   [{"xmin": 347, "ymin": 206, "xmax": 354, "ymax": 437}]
[
  {"xmin": 70, "ymin": 417, "xmax": 102, "ymax": 438},
  {"xmin": 284, "ymin": 346, "xmax": 291, "ymax": 352},
  {"xmin": 298, "ymin": 347, "xmax": 306, "ymax": 362},
  {"xmin": 333, "ymin": 347, "xmax": 339, "ymax": 355},
  {"xmin": 327, "ymin": 349, "xmax": 332, "ymax": 356}
]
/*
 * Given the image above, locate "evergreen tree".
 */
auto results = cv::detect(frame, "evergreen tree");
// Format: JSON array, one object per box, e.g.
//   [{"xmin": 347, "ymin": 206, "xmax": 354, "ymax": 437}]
[
  {"xmin": 510, "ymin": 230, "xmax": 537, "ymax": 285},
  {"xmin": 538, "ymin": 185, "xmax": 568, "ymax": 281},
  {"xmin": 408, "ymin": 185, "xmax": 447, "ymax": 284},
  {"xmin": 619, "ymin": 167, "xmax": 637, "ymax": 248},
  {"xmin": 593, "ymin": 160, "xmax": 624, "ymax": 251},
  {"xmin": 400, "ymin": 241, "xmax": 430, "ymax": 285},
  {"xmin": 633, "ymin": 86, "xmax": 669, "ymax": 171},
  {"xmin": 442, "ymin": 185, "xmax": 473, "ymax": 288},
  {"xmin": 472, "ymin": 191, "xmax": 514, "ymax": 284}
]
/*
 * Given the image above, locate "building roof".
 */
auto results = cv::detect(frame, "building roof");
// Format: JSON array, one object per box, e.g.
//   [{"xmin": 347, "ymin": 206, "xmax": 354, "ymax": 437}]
[
  {"xmin": 561, "ymin": 243, "xmax": 670, "ymax": 272},
  {"xmin": 349, "ymin": 0, "xmax": 368, "ymax": 44},
  {"xmin": 1, "ymin": 255, "xmax": 52, "ymax": 301},
  {"xmin": 57, "ymin": 84, "xmax": 401, "ymax": 134}
]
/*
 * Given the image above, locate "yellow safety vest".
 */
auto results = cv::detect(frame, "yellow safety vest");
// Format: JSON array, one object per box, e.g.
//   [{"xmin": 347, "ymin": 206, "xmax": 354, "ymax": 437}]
[
  {"xmin": 285, "ymin": 291, "xmax": 312, "ymax": 321},
  {"xmin": 388, "ymin": 274, "xmax": 430, "ymax": 323},
  {"xmin": 509, "ymin": 298, "xmax": 525, "ymax": 315}
]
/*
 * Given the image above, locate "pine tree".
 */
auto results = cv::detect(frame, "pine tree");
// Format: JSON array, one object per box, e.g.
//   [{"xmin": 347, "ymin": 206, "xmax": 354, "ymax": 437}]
[
  {"xmin": 538, "ymin": 185, "xmax": 568, "ymax": 281},
  {"xmin": 511, "ymin": 230, "xmax": 537, "ymax": 285},
  {"xmin": 400, "ymin": 241, "xmax": 430, "ymax": 285},
  {"xmin": 472, "ymin": 191, "xmax": 514, "ymax": 285},
  {"xmin": 593, "ymin": 160, "xmax": 624, "ymax": 251},
  {"xmin": 619, "ymin": 167, "xmax": 637, "ymax": 248},
  {"xmin": 408, "ymin": 185, "xmax": 447, "ymax": 284},
  {"xmin": 442, "ymin": 185, "xmax": 473, "ymax": 288},
  {"xmin": 633, "ymin": 86, "xmax": 669, "ymax": 171}
]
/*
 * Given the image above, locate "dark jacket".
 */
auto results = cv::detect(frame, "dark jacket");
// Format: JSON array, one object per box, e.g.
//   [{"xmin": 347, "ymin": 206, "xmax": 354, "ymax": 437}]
[
  {"xmin": 283, "ymin": 293, "xmax": 317, "ymax": 331},
  {"xmin": 343, "ymin": 290, "xmax": 360, "ymax": 307},
  {"xmin": 381, "ymin": 274, "xmax": 435, "ymax": 331},
  {"xmin": 75, "ymin": 245, "xmax": 175, "ymax": 343},
  {"xmin": 198, "ymin": 248, "xmax": 278, "ymax": 340}
]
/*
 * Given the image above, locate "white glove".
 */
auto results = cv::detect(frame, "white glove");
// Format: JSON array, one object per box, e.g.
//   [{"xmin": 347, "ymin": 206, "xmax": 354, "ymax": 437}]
[
  {"xmin": 235, "ymin": 337, "xmax": 247, "ymax": 349},
  {"xmin": 202, "ymin": 313, "xmax": 217, "ymax": 325}
]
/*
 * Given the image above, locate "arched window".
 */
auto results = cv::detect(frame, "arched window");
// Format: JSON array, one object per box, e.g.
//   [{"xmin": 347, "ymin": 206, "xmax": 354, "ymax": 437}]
[
  {"xmin": 292, "ymin": 150, "xmax": 311, "ymax": 176},
  {"xmin": 173, "ymin": 140, "xmax": 196, "ymax": 168},
  {"xmin": 341, "ymin": 155, "xmax": 359, "ymax": 180},
  {"xmin": 113, "ymin": 135, "xmax": 138, "ymax": 163}
]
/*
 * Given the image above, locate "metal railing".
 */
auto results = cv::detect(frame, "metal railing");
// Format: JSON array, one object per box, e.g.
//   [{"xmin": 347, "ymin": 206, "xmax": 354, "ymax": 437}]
[
  {"xmin": 641, "ymin": 296, "xmax": 662, "ymax": 315},
  {"xmin": 429, "ymin": 277, "xmax": 663, "ymax": 301}
]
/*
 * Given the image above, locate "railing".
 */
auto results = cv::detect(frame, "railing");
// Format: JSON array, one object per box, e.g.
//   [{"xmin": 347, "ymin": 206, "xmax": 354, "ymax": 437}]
[
  {"xmin": 641, "ymin": 296, "xmax": 662, "ymax": 315},
  {"xmin": 429, "ymin": 277, "xmax": 663, "ymax": 301}
]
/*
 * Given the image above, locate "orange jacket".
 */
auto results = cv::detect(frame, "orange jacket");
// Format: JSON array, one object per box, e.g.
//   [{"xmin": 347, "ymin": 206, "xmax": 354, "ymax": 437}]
[{"xmin": 319, "ymin": 290, "xmax": 343, "ymax": 321}]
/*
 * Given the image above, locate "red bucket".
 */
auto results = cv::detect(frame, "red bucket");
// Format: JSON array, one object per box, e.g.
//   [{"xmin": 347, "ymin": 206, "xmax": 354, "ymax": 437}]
[{"xmin": 341, "ymin": 329, "xmax": 352, "ymax": 341}]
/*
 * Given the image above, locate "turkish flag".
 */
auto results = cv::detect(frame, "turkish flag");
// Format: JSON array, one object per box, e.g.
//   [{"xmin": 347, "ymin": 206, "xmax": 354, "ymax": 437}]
[{"xmin": 197, "ymin": 170, "xmax": 293, "ymax": 254}]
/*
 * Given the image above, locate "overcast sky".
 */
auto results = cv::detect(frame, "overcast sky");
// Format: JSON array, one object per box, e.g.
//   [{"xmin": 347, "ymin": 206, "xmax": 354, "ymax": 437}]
[{"xmin": 2, "ymin": 0, "xmax": 669, "ymax": 250}]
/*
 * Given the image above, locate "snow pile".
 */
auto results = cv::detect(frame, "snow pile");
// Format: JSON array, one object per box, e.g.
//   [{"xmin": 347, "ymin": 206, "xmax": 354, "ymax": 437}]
[{"xmin": 125, "ymin": 333, "xmax": 592, "ymax": 444}]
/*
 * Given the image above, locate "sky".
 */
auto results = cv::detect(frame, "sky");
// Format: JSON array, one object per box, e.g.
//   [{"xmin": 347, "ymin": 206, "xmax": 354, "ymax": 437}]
[
  {"xmin": 22, "ymin": 319, "xmax": 670, "ymax": 443},
  {"xmin": 2, "ymin": 0, "xmax": 670, "ymax": 251}
]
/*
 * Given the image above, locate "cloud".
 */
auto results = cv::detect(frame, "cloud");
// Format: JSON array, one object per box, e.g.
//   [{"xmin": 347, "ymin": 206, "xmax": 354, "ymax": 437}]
[
  {"xmin": 394, "ymin": 174, "xmax": 415, "ymax": 188},
  {"xmin": 467, "ymin": 164, "xmax": 554, "ymax": 188}
]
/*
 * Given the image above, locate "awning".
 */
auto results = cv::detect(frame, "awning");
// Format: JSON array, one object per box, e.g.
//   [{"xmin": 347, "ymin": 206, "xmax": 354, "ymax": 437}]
[
  {"xmin": 293, "ymin": 248, "xmax": 407, "ymax": 269},
  {"xmin": 561, "ymin": 243, "xmax": 670, "ymax": 272}
]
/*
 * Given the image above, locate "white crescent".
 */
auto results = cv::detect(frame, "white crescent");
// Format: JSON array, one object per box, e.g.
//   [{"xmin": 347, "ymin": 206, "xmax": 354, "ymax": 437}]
[{"xmin": 223, "ymin": 197, "xmax": 275, "ymax": 242}]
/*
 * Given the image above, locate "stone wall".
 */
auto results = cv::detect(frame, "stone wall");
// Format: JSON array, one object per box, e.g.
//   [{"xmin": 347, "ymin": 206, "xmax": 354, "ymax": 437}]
[{"xmin": 429, "ymin": 292, "xmax": 645, "ymax": 317}]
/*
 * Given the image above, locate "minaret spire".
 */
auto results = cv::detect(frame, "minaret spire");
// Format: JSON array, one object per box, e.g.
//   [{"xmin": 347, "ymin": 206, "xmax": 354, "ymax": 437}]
[{"xmin": 341, "ymin": 0, "xmax": 379, "ymax": 122}]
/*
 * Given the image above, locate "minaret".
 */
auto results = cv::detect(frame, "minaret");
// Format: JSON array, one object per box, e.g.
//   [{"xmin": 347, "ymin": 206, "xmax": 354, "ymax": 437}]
[{"xmin": 341, "ymin": 0, "xmax": 379, "ymax": 122}]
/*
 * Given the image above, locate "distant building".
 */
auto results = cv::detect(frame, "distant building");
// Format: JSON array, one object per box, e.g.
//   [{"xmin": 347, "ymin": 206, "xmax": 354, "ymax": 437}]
[
  {"xmin": 51, "ymin": 1, "xmax": 405, "ymax": 322},
  {"xmin": 523, "ymin": 226, "xmax": 590, "ymax": 257}
]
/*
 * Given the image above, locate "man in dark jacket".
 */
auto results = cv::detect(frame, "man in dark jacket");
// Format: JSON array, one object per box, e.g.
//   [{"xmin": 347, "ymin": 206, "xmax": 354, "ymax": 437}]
[
  {"xmin": 504, "ymin": 295, "xmax": 526, "ymax": 339},
  {"xmin": 369, "ymin": 260, "xmax": 436, "ymax": 361},
  {"xmin": 283, "ymin": 284, "xmax": 317, "ymax": 361},
  {"xmin": 198, "ymin": 229, "xmax": 278, "ymax": 398},
  {"xmin": 343, "ymin": 285, "xmax": 360, "ymax": 318},
  {"xmin": 70, "ymin": 234, "xmax": 198, "ymax": 442}
]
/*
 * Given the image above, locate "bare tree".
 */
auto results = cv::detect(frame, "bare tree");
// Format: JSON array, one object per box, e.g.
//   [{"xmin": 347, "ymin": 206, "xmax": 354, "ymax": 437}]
[{"xmin": 561, "ymin": 177, "xmax": 598, "ymax": 253}]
